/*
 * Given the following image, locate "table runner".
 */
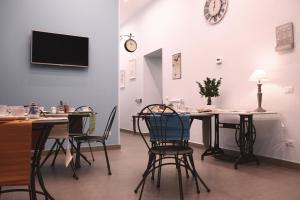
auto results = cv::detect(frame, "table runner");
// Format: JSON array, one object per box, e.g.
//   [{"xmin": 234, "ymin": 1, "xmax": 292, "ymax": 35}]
[
  {"xmin": 149, "ymin": 114, "xmax": 190, "ymax": 141},
  {"xmin": 0, "ymin": 120, "xmax": 32, "ymax": 186}
]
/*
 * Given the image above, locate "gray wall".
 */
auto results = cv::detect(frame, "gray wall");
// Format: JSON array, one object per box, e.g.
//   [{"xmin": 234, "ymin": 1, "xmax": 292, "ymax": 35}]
[{"xmin": 0, "ymin": 0, "xmax": 119, "ymax": 145}]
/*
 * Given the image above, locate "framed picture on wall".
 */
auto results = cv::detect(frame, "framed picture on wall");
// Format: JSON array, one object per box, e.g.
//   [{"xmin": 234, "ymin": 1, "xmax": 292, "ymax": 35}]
[
  {"xmin": 128, "ymin": 59, "xmax": 136, "ymax": 80},
  {"xmin": 172, "ymin": 53, "xmax": 181, "ymax": 79},
  {"xmin": 120, "ymin": 70, "xmax": 126, "ymax": 88},
  {"xmin": 275, "ymin": 22, "xmax": 294, "ymax": 52}
]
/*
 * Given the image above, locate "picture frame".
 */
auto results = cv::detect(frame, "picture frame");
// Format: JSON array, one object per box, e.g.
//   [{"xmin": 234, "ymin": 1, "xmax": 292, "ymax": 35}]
[
  {"xmin": 128, "ymin": 59, "xmax": 136, "ymax": 80},
  {"xmin": 172, "ymin": 53, "xmax": 181, "ymax": 79},
  {"xmin": 120, "ymin": 70, "xmax": 126, "ymax": 88},
  {"xmin": 275, "ymin": 22, "xmax": 294, "ymax": 52}
]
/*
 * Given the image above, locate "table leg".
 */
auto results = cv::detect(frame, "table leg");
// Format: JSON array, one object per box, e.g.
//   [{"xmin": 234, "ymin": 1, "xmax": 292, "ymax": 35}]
[
  {"xmin": 201, "ymin": 114, "xmax": 223, "ymax": 160},
  {"xmin": 132, "ymin": 116, "xmax": 137, "ymax": 135},
  {"xmin": 234, "ymin": 115, "xmax": 259, "ymax": 169},
  {"xmin": 36, "ymin": 124, "xmax": 55, "ymax": 200},
  {"xmin": 201, "ymin": 116, "xmax": 213, "ymax": 160}
]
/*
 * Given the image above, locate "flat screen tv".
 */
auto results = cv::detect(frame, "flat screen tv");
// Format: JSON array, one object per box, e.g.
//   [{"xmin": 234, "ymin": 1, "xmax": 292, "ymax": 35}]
[{"xmin": 31, "ymin": 31, "xmax": 89, "ymax": 67}]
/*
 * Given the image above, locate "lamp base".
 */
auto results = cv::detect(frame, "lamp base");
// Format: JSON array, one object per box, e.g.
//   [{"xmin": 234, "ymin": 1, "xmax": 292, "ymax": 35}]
[{"xmin": 254, "ymin": 107, "xmax": 266, "ymax": 112}]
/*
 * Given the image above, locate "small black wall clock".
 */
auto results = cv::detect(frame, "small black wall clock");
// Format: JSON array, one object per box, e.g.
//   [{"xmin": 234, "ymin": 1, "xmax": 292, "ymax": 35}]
[{"xmin": 124, "ymin": 34, "xmax": 137, "ymax": 52}]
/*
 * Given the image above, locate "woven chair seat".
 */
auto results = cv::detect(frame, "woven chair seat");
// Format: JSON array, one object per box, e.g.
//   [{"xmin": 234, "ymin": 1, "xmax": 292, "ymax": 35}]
[
  {"xmin": 150, "ymin": 145, "xmax": 193, "ymax": 155},
  {"xmin": 75, "ymin": 135, "xmax": 105, "ymax": 143}
]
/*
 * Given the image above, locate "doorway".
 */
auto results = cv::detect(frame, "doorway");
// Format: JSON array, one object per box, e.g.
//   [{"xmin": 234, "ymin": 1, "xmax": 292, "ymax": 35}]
[{"xmin": 143, "ymin": 49, "xmax": 163, "ymax": 106}]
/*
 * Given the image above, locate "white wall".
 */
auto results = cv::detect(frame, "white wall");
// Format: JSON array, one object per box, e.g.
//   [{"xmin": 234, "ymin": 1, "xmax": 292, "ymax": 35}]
[
  {"xmin": 143, "ymin": 56, "xmax": 163, "ymax": 106},
  {"xmin": 120, "ymin": 0, "xmax": 300, "ymax": 163}
]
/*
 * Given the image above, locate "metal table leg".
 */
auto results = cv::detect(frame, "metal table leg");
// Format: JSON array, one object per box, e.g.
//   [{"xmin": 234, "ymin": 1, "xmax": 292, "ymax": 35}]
[
  {"xmin": 201, "ymin": 114, "xmax": 224, "ymax": 159},
  {"xmin": 33, "ymin": 124, "xmax": 56, "ymax": 200},
  {"xmin": 132, "ymin": 115, "xmax": 137, "ymax": 135},
  {"xmin": 234, "ymin": 114, "xmax": 260, "ymax": 169}
]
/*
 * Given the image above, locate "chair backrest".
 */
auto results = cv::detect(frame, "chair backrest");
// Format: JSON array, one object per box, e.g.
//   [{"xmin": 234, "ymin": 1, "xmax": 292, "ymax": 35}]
[
  {"xmin": 49, "ymin": 124, "xmax": 69, "ymax": 139},
  {"xmin": 69, "ymin": 106, "xmax": 94, "ymax": 135},
  {"xmin": 137, "ymin": 104, "xmax": 190, "ymax": 150},
  {"xmin": 74, "ymin": 106, "xmax": 94, "ymax": 112},
  {"xmin": 103, "ymin": 106, "xmax": 117, "ymax": 140}
]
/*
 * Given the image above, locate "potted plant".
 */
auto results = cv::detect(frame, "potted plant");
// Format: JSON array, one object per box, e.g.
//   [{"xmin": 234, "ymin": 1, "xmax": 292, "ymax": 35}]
[{"xmin": 196, "ymin": 77, "xmax": 222, "ymax": 105}]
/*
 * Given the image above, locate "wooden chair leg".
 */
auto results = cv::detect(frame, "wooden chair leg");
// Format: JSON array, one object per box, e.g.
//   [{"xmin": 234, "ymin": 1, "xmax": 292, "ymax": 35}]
[{"xmin": 102, "ymin": 141, "xmax": 112, "ymax": 175}]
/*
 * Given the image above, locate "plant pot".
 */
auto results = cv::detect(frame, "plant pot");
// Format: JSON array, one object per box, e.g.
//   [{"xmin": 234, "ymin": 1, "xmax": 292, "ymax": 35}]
[{"xmin": 207, "ymin": 97, "xmax": 212, "ymax": 105}]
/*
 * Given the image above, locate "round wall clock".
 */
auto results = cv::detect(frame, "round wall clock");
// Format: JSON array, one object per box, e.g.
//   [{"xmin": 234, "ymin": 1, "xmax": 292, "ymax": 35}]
[
  {"xmin": 204, "ymin": 0, "xmax": 228, "ymax": 25},
  {"xmin": 124, "ymin": 38, "xmax": 137, "ymax": 52}
]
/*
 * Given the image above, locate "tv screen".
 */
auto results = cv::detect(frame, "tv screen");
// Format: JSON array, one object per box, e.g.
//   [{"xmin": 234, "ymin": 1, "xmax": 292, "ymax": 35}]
[{"xmin": 31, "ymin": 31, "xmax": 89, "ymax": 67}]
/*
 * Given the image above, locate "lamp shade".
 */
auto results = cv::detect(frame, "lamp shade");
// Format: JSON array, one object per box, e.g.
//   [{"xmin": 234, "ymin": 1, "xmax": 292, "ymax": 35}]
[{"xmin": 248, "ymin": 69, "xmax": 269, "ymax": 83}]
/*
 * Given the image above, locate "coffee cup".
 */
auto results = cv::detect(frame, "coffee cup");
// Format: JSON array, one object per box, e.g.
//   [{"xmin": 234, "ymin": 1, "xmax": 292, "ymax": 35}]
[{"xmin": 51, "ymin": 107, "xmax": 57, "ymax": 114}]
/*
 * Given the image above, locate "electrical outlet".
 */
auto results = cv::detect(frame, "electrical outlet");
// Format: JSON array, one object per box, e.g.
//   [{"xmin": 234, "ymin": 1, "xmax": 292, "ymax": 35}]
[
  {"xmin": 284, "ymin": 86, "xmax": 294, "ymax": 94},
  {"xmin": 284, "ymin": 139, "xmax": 294, "ymax": 147}
]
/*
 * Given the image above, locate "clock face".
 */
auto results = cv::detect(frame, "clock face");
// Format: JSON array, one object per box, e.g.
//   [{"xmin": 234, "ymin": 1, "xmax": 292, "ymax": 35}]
[
  {"xmin": 124, "ymin": 39, "xmax": 137, "ymax": 52},
  {"xmin": 204, "ymin": 0, "xmax": 228, "ymax": 24}
]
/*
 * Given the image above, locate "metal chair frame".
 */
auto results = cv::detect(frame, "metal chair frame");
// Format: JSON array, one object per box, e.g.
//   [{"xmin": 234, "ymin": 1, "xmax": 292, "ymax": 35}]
[
  {"xmin": 74, "ymin": 106, "xmax": 117, "ymax": 176},
  {"xmin": 70, "ymin": 106, "xmax": 95, "ymax": 164},
  {"xmin": 40, "ymin": 107, "xmax": 94, "ymax": 180},
  {"xmin": 134, "ymin": 104, "xmax": 210, "ymax": 200}
]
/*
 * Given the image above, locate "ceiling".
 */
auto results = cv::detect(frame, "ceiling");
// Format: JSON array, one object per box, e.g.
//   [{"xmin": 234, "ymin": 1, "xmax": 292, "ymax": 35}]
[{"xmin": 120, "ymin": 0, "xmax": 154, "ymax": 25}]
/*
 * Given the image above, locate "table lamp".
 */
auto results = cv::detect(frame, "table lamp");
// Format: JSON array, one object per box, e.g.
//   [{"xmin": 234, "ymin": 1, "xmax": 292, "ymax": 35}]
[{"xmin": 248, "ymin": 69, "xmax": 269, "ymax": 112}]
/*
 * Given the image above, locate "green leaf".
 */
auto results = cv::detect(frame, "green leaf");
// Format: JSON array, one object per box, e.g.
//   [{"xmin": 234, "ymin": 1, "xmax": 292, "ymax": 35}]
[{"xmin": 196, "ymin": 77, "xmax": 222, "ymax": 98}]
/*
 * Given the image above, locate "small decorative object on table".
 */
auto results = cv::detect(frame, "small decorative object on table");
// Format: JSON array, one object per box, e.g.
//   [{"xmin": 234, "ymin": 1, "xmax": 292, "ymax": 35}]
[
  {"xmin": 56, "ymin": 101, "xmax": 65, "ymax": 114},
  {"xmin": 196, "ymin": 77, "xmax": 222, "ymax": 105},
  {"xmin": 64, "ymin": 103, "xmax": 70, "ymax": 113},
  {"xmin": 29, "ymin": 102, "xmax": 40, "ymax": 118}
]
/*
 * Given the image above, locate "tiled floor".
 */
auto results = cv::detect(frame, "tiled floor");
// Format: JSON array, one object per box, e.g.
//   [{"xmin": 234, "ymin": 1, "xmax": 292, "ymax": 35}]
[{"xmin": 2, "ymin": 132, "xmax": 300, "ymax": 200}]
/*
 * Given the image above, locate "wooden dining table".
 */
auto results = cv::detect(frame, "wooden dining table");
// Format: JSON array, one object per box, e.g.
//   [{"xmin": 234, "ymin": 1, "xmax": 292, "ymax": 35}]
[{"xmin": 0, "ymin": 117, "xmax": 68, "ymax": 200}]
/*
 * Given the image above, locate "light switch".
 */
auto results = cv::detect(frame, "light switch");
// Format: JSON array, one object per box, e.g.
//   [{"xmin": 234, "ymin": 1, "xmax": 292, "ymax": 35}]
[{"xmin": 284, "ymin": 86, "xmax": 294, "ymax": 94}]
